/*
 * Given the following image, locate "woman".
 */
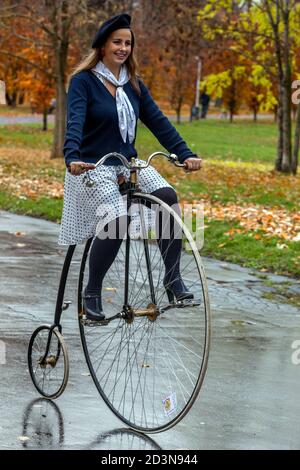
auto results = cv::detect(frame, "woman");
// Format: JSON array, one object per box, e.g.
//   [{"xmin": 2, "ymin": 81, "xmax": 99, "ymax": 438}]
[{"xmin": 59, "ymin": 13, "xmax": 202, "ymax": 321}]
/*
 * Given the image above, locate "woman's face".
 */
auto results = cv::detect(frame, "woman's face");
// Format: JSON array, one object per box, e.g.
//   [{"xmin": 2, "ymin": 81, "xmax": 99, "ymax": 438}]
[{"xmin": 102, "ymin": 28, "xmax": 132, "ymax": 68}]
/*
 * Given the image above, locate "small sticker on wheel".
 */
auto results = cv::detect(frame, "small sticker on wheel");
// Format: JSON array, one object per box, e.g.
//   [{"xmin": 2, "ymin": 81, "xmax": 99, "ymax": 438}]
[{"xmin": 162, "ymin": 392, "xmax": 177, "ymax": 416}]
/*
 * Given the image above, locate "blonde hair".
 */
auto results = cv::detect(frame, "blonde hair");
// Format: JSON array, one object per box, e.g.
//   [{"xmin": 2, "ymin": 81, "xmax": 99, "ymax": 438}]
[{"xmin": 69, "ymin": 31, "xmax": 141, "ymax": 95}]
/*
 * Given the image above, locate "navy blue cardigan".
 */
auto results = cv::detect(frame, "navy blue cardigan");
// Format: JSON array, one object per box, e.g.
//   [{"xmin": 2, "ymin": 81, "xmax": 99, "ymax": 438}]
[{"xmin": 63, "ymin": 70, "xmax": 197, "ymax": 166}]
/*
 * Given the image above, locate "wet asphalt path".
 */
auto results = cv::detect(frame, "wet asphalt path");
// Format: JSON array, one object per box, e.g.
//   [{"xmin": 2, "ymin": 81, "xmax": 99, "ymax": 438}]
[{"xmin": 0, "ymin": 210, "xmax": 300, "ymax": 450}]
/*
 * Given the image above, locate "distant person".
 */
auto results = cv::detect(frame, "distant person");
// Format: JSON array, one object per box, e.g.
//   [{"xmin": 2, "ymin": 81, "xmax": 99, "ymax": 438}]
[
  {"xmin": 48, "ymin": 98, "xmax": 56, "ymax": 114},
  {"xmin": 200, "ymin": 91, "xmax": 210, "ymax": 118},
  {"xmin": 220, "ymin": 106, "xmax": 228, "ymax": 120},
  {"xmin": 58, "ymin": 13, "xmax": 202, "ymax": 321},
  {"xmin": 190, "ymin": 105, "xmax": 199, "ymax": 121}
]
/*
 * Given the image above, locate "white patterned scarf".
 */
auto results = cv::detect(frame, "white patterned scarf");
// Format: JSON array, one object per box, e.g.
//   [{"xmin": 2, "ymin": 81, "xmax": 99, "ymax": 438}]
[{"xmin": 92, "ymin": 61, "xmax": 136, "ymax": 144}]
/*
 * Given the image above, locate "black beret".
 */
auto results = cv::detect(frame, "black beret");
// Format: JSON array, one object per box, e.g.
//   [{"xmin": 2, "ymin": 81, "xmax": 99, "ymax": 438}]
[{"xmin": 92, "ymin": 13, "xmax": 132, "ymax": 49}]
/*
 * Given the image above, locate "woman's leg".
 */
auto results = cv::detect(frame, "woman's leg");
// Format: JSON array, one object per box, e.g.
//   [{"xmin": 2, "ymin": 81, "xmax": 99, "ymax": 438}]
[
  {"xmin": 136, "ymin": 162, "xmax": 191, "ymax": 298},
  {"xmin": 84, "ymin": 215, "xmax": 127, "ymax": 318},
  {"xmin": 150, "ymin": 187, "xmax": 181, "ymax": 280},
  {"xmin": 86, "ymin": 187, "xmax": 181, "ymax": 296},
  {"xmin": 150, "ymin": 187, "xmax": 193, "ymax": 300}
]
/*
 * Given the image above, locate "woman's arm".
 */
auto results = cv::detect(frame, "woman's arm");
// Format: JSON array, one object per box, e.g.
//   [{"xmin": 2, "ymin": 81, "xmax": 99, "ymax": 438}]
[
  {"xmin": 63, "ymin": 75, "xmax": 89, "ymax": 168},
  {"xmin": 139, "ymin": 80, "xmax": 200, "ymax": 164}
]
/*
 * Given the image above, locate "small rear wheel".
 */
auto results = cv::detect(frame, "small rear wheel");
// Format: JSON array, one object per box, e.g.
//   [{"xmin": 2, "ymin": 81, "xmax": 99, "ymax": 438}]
[{"xmin": 28, "ymin": 325, "xmax": 69, "ymax": 399}]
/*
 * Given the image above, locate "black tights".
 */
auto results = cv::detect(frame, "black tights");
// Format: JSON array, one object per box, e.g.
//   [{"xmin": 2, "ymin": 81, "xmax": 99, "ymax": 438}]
[{"xmin": 85, "ymin": 187, "xmax": 182, "ymax": 296}]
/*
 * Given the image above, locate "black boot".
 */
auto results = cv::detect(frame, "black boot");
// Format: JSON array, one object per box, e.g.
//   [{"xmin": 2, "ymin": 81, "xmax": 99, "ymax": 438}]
[
  {"xmin": 163, "ymin": 275, "xmax": 194, "ymax": 302},
  {"xmin": 83, "ymin": 290, "xmax": 105, "ymax": 321}
]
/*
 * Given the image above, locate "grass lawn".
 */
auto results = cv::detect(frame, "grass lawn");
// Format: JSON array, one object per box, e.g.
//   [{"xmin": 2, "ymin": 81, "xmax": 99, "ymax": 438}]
[
  {"xmin": 0, "ymin": 119, "xmax": 299, "ymax": 278},
  {"xmin": 137, "ymin": 118, "xmax": 279, "ymax": 164},
  {"xmin": 0, "ymin": 118, "xmax": 278, "ymax": 163}
]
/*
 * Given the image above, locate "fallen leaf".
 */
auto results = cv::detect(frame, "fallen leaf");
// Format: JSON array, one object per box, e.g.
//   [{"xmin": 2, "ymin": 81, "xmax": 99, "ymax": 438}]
[{"xmin": 276, "ymin": 243, "xmax": 289, "ymax": 250}]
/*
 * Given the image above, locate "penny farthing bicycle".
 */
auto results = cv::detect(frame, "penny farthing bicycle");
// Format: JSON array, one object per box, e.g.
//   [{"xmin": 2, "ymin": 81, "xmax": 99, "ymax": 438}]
[{"xmin": 28, "ymin": 151, "xmax": 211, "ymax": 434}]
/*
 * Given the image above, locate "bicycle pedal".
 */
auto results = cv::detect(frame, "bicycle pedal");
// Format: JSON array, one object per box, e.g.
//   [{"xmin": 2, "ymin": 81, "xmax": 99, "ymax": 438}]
[
  {"xmin": 175, "ymin": 299, "xmax": 202, "ymax": 308},
  {"xmin": 81, "ymin": 317, "xmax": 108, "ymax": 327}
]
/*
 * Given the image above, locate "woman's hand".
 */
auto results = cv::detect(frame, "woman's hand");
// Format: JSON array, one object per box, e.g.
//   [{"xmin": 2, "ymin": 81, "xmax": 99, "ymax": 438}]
[
  {"xmin": 69, "ymin": 161, "xmax": 96, "ymax": 176},
  {"xmin": 184, "ymin": 157, "xmax": 202, "ymax": 172}
]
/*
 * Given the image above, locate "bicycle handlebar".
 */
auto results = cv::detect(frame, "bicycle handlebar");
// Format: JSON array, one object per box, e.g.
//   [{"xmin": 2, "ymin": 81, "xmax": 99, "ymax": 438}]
[{"xmin": 92, "ymin": 151, "xmax": 186, "ymax": 170}]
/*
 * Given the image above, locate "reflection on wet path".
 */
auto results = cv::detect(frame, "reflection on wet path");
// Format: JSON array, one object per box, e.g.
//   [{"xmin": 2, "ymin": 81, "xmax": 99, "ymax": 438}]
[
  {"xmin": 20, "ymin": 399, "xmax": 161, "ymax": 450},
  {"xmin": 21, "ymin": 399, "xmax": 64, "ymax": 449}
]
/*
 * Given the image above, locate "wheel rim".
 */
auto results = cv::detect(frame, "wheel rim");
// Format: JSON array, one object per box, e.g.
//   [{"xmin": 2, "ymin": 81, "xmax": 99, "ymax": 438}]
[
  {"xmin": 28, "ymin": 325, "xmax": 69, "ymax": 399},
  {"xmin": 79, "ymin": 194, "xmax": 211, "ymax": 432}
]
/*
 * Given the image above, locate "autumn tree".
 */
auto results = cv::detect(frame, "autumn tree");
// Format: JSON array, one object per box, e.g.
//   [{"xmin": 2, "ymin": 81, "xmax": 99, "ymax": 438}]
[
  {"xmin": 198, "ymin": 0, "xmax": 300, "ymax": 174},
  {"xmin": 0, "ymin": 0, "xmax": 147, "ymax": 157},
  {"xmin": 19, "ymin": 41, "xmax": 56, "ymax": 131},
  {"xmin": 0, "ymin": 12, "xmax": 35, "ymax": 107},
  {"xmin": 203, "ymin": 45, "xmax": 251, "ymax": 122},
  {"xmin": 244, "ymin": 65, "xmax": 277, "ymax": 121},
  {"xmin": 137, "ymin": 0, "xmax": 205, "ymax": 123}
]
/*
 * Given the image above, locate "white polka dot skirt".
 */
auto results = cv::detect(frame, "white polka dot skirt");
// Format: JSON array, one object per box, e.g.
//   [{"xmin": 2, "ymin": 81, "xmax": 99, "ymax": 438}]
[{"xmin": 58, "ymin": 159, "xmax": 173, "ymax": 245}]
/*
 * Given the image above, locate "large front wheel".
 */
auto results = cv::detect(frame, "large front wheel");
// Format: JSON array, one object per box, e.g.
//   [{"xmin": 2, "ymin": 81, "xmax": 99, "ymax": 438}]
[{"xmin": 78, "ymin": 193, "xmax": 211, "ymax": 433}]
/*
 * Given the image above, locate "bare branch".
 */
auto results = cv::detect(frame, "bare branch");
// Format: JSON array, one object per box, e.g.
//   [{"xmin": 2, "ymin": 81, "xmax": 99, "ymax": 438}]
[
  {"xmin": 0, "ymin": 13, "xmax": 59, "ymax": 40},
  {"xmin": 0, "ymin": 3, "xmax": 20, "ymax": 12},
  {"xmin": 0, "ymin": 21, "xmax": 52, "ymax": 47},
  {"xmin": 264, "ymin": 0, "xmax": 279, "ymax": 29}
]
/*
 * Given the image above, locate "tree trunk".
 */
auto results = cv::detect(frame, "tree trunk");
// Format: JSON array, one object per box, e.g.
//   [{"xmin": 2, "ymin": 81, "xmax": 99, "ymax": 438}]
[
  {"xmin": 253, "ymin": 107, "xmax": 257, "ymax": 122},
  {"xmin": 18, "ymin": 93, "xmax": 25, "ymax": 105},
  {"xmin": 275, "ymin": 96, "xmax": 284, "ymax": 171},
  {"xmin": 281, "ymin": 80, "xmax": 292, "ymax": 172},
  {"xmin": 176, "ymin": 99, "xmax": 182, "ymax": 124},
  {"xmin": 292, "ymin": 102, "xmax": 300, "ymax": 175},
  {"xmin": 229, "ymin": 96, "xmax": 234, "ymax": 122},
  {"xmin": 265, "ymin": 0, "xmax": 291, "ymax": 173},
  {"xmin": 51, "ymin": 65, "xmax": 67, "ymax": 159},
  {"xmin": 43, "ymin": 110, "xmax": 48, "ymax": 131},
  {"xmin": 51, "ymin": 1, "xmax": 69, "ymax": 159},
  {"xmin": 281, "ymin": 4, "xmax": 292, "ymax": 173},
  {"xmin": 229, "ymin": 84, "xmax": 235, "ymax": 123},
  {"xmin": 6, "ymin": 90, "xmax": 17, "ymax": 107}
]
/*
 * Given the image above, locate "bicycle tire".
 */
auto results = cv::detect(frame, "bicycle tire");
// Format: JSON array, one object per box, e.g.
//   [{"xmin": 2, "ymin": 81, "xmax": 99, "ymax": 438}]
[
  {"xmin": 28, "ymin": 324, "xmax": 69, "ymax": 399},
  {"xmin": 78, "ymin": 193, "xmax": 211, "ymax": 433}
]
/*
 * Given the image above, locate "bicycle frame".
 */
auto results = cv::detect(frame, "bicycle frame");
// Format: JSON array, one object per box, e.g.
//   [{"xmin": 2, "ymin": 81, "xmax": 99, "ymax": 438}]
[{"xmin": 28, "ymin": 151, "xmax": 211, "ymax": 427}]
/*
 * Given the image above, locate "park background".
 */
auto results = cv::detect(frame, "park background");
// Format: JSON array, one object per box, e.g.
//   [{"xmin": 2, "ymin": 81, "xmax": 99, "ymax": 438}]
[{"xmin": 0, "ymin": 0, "xmax": 299, "ymax": 307}]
